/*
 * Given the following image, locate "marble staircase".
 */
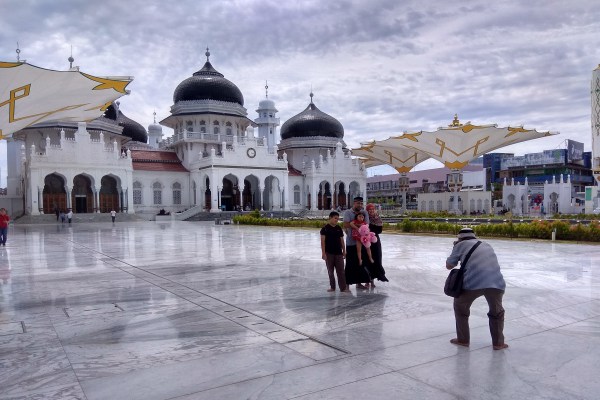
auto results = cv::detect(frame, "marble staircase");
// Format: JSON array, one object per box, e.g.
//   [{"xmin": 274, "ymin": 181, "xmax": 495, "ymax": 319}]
[{"xmin": 13, "ymin": 212, "xmax": 147, "ymax": 224}]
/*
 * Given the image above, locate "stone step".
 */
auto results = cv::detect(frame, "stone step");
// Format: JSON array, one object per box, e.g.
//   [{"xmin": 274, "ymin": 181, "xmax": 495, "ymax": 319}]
[{"xmin": 13, "ymin": 213, "xmax": 146, "ymax": 224}]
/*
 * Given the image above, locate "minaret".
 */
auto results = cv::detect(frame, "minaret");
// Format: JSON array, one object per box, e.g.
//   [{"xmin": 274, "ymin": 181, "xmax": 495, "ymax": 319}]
[
  {"xmin": 592, "ymin": 65, "xmax": 600, "ymax": 185},
  {"xmin": 68, "ymin": 46, "xmax": 79, "ymax": 71},
  {"xmin": 255, "ymin": 81, "xmax": 280, "ymax": 152},
  {"xmin": 147, "ymin": 111, "xmax": 163, "ymax": 149}
]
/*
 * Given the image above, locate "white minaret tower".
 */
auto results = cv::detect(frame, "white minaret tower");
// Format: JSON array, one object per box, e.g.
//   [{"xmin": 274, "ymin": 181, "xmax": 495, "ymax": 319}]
[
  {"xmin": 147, "ymin": 111, "xmax": 163, "ymax": 149},
  {"xmin": 255, "ymin": 81, "xmax": 280, "ymax": 152}
]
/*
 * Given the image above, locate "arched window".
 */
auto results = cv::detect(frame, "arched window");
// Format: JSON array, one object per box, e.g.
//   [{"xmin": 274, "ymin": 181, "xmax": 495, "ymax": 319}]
[
  {"xmin": 199, "ymin": 120, "xmax": 206, "ymax": 133},
  {"xmin": 153, "ymin": 182, "xmax": 162, "ymax": 205},
  {"xmin": 293, "ymin": 185, "xmax": 301, "ymax": 205},
  {"xmin": 186, "ymin": 121, "xmax": 193, "ymax": 132},
  {"xmin": 213, "ymin": 121, "xmax": 220, "ymax": 134},
  {"xmin": 172, "ymin": 182, "xmax": 182, "ymax": 205},
  {"xmin": 226, "ymin": 121, "xmax": 232, "ymax": 135},
  {"xmin": 133, "ymin": 181, "xmax": 142, "ymax": 205}
]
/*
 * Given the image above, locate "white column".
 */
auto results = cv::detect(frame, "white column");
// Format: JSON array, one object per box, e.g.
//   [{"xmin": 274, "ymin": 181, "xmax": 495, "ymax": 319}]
[
  {"xmin": 311, "ymin": 185, "xmax": 318, "ymax": 211},
  {"xmin": 217, "ymin": 186, "xmax": 222, "ymax": 212},
  {"xmin": 94, "ymin": 187, "xmax": 101, "ymax": 213},
  {"xmin": 37, "ymin": 187, "xmax": 42, "ymax": 214},
  {"xmin": 210, "ymin": 179, "xmax": 219, "ymax": 212},
  {"xmin": 65, "ymin": 185, "xmax": 72, "ymax": 209}
]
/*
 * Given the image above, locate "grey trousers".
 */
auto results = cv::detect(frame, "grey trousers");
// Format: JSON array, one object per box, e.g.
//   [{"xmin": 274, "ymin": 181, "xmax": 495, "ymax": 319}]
[
  {"xmin": 324, "ymin": 253, "xmax": 346, "ymax": 290},
  {"xmin": 453, "ymin": 288, "xmax": 505, "ymax": 346}
]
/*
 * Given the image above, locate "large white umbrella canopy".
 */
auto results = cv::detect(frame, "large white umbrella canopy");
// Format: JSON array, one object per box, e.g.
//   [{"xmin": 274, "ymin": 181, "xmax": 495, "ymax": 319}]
[
  {"xmin": 384, "ymin": 116, "xmax": 557, "ymax": 170},
  {"xmin": 352, "ymin": 140, "xmax": 430, "ymax": 173},
  {"xmin": 0, "ymin": 61, "xmax": 133, "ymax": 139}
]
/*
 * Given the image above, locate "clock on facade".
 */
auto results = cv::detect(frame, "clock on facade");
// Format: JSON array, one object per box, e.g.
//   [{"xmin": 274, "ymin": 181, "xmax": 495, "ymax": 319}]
[{"xmin": 246, "ymin": 148, "xmax": 256, "ymax": 158}]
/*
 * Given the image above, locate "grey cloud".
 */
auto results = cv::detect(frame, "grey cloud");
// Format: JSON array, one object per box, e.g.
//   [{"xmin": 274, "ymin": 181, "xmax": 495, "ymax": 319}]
[{"xmin": 1, "ymin": 0, "xmax": 598, "ymax": 162}]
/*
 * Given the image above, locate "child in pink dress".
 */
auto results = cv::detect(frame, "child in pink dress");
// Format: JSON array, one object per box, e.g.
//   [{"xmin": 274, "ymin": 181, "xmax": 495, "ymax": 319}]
[{"xmin": 349, "ymin": 213, "xmax": 375, "ymax": 266}]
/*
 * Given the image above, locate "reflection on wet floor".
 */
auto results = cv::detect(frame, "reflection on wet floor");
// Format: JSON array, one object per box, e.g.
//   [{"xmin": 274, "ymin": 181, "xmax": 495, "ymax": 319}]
[{"xmin": 0, "ymin": 221, "xmax": 599, "ymax": 399}]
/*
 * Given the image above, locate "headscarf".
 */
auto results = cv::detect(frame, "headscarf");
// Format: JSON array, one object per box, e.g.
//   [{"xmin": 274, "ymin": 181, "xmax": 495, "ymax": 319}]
[{"xmin": 366, "ymin": 203, "xmax": 382, "ymax": 226}]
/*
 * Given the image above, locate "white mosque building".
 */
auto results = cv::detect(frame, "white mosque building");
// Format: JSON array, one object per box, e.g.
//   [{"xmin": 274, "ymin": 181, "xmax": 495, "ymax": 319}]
[{"xmin": 3, "ymin": 50, "xmax": 367, "ymax": 218}]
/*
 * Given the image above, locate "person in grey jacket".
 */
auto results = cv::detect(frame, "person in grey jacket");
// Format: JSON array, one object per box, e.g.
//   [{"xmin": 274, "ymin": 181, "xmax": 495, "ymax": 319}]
[{"xmin": 446, "ymin": 228, "xmax": 508, "ymax": 350}]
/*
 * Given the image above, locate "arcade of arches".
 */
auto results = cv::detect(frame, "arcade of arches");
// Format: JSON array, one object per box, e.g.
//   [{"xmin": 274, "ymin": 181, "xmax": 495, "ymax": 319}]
[
  {"xmin": 201, "ymin": 176, "xmax": 361, "ymax": 211},
  {"xmin": 42, "ymin": 173, "xmax": 124, "ymax": 214},
  {"xmin": 204, "ymin": 175, "xmax": 284, "ymax": 211}
]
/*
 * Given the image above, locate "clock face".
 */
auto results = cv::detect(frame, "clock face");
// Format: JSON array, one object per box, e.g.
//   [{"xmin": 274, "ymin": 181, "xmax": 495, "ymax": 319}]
[{"xmin": 247, "ymin": 148, "xmax": 256, "ymax": 158}]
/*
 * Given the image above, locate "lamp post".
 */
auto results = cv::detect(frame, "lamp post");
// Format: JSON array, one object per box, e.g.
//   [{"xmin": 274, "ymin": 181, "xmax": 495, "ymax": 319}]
[
  {"xmin": 447, "ymin": 169, "xmax": 463, "ymax": 214},
  {"xmin": 398, "ymin": 173, "xmax": 410, "ymax": 214}
]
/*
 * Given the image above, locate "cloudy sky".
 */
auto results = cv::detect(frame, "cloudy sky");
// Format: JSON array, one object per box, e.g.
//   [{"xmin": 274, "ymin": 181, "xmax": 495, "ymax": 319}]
[{"xmin": 2, "ymin": 0, "xmax": 600, "ymax": 185}]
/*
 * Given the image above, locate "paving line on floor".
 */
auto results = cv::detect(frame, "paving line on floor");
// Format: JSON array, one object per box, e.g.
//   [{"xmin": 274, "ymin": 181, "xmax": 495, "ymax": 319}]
[{"xmin": 62, "ymin": 237, "xmax": 351, "ymax": 358}]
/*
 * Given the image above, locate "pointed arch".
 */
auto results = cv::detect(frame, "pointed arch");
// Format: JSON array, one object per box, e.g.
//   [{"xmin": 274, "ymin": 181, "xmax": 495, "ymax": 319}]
[
  {"xmin": 43, "ymin": 173, "xmax": 67, "ymax": 214},
  {"xmin": 72, "ymin": 174, "xmax": 94, "ymax": 213},
  {"xmin": 100, "ymin": 174, "xmax": 121, "ymax": 212},
  {"xmin": 243, "ymin": 174, "xmax": 260, "ymax": 210}
]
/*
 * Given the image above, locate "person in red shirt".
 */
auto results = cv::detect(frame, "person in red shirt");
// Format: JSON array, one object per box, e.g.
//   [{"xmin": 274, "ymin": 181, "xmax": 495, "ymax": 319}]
[{"xmin": 0, "ymin": 208, "xmax": 9, "ymax": 247}]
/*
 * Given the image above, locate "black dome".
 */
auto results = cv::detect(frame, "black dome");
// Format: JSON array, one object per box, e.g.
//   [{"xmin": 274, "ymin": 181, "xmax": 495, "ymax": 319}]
[
  {"xmin": 173, "ymin": 61, "xmax": 244, "ymax": 106},
  {"xmin": 280, "ymin": 102, "xmax": 344, "ymax": 140},
  {"xmin": 104, "ymin": 103, "xmax": 148, "ymax": 143}
]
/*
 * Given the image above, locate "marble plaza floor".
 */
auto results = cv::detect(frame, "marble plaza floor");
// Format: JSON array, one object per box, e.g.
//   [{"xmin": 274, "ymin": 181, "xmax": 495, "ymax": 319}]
[{"xmin": 0, "ymin": 221, "xmax": 599, "ymax": 400}]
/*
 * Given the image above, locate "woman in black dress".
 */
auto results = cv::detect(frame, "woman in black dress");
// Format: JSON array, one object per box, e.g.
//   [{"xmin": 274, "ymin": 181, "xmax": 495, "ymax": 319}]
[{"xmin": 365, "ymin": 204, "xmax": 388, "ymax": 286}]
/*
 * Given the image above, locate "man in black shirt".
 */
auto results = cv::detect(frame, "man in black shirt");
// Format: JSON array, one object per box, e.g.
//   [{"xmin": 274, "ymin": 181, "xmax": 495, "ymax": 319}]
[{"xmin": 320, "ymin": 211, "xmax": 348, "ymax": 292}]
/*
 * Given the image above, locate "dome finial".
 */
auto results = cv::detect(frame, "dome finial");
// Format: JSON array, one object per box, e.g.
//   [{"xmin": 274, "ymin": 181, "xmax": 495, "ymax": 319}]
[
  {"xmin": 68, "ymin": 45, "xmax": 74, "ymax": 69},
  {"xmin": 205, "ymin": 47, "xmax": 210, "ymax": 61},
  {"xmin": 309, "ymin": 85, "xmax": 314, "ymax": 104},
  {"xmin": 153, "ymin": 110, "xmax": 157, "ymax": 124},
  {"xmin": 449, "ymin": 113, "xmax": 462, "ymax": 127},
  {"xmin": 15, "ymin": 42, "xmax": 21, "ymax": 62},
  {"xmin": 265, "ymin": 80, "xmax": 269, "ymax": 99}
]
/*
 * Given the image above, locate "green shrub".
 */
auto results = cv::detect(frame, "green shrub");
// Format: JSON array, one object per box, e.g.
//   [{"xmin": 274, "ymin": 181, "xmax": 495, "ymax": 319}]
[{"xmin": 231, "ymin": 215, "xmax": 600, "ymax": 242}]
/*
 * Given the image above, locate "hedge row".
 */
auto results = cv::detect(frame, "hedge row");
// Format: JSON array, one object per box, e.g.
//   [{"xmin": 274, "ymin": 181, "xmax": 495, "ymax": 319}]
[
  {"xmin": 233, "ymin": 215, "xmax": 600, "ymax": 242},
  {"xmin": 393, "ymin": 219, "xmax": 600, "ymax": 242},
  {"xmin": 233, "ymin": 215, "xmax": 327, "ymax": 228}
]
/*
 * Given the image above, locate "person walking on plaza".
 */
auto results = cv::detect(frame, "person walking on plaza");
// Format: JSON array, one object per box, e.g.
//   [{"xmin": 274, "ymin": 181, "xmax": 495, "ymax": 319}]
[
  {"xmin": 0, "ymin": 208, "xmax": 10, "ymax": 247},
  {"xmin": 446, "ymin": 228, "xmax": 508, "ymax": 350},
  {"xmin": 365, "ymin": 203, "xmax": 388, "ymax": 287},
  {"xmin": 110, "ymin": 209, "xmax": 116, "ymax": 223},
  {"xmin": 343, "ymin": 196, "xmax": 371, "ymax": 289},
  {"xmin": 320, "ymin": 211, "xmax": 348, "ymax": 292},
  {"xmin": 67, "ymin": 209, "xmax": 73, "ymax": 224}
]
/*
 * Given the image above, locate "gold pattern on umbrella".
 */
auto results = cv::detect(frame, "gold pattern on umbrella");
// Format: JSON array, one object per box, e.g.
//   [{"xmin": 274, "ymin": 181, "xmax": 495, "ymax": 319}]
[
  {"xmin": 384, "ymin": 115, "xmax": 556, "ymax": 170},
  {"xmin": 1, "ymin": 61, "xmax": 133, "ymax": 139}
]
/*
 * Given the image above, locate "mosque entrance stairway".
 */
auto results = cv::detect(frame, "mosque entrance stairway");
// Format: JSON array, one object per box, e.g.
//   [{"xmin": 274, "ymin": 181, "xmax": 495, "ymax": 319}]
[{"xmin": 13, "ymin": 213, "xmax": 146, "ymax": 224}]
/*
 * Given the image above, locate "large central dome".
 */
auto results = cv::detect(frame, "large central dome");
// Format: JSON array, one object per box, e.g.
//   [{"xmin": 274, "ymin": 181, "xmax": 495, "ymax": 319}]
[
  {"xmin": 173, "ymin": 50, "xmax": 244, "ymax": 106},
  {"xmin": 280, "ymin": 100, "xmax": 344, "ymax": 140}
]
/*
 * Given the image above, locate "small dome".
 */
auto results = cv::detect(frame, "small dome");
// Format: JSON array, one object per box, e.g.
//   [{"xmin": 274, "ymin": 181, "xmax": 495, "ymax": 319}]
[
  {"xmin": 148, "ymin": 123, "xmax": 162, "ymax": 134},
  {"xmin": 258, "ymin": 98, "xmax": 276, "ymax": 110},
  {"xmin": 104, "ymin": 103, "xmax": 148, "ymax": 143},
  {"xmin": 280, "ymin": 101, "xmax": 344, "ymax": 140},
  {"xmin": 173, "ymin": 59, "xmax": 244, "ymax": 106}
]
